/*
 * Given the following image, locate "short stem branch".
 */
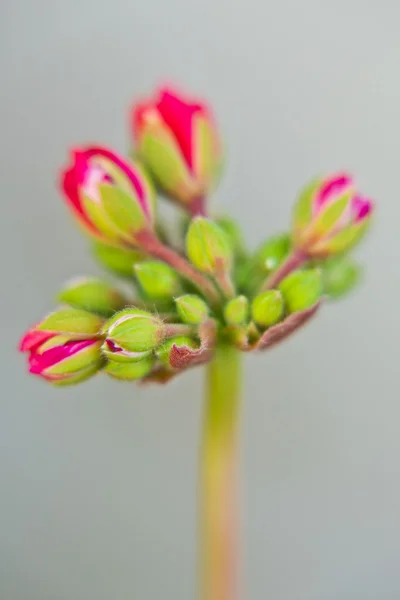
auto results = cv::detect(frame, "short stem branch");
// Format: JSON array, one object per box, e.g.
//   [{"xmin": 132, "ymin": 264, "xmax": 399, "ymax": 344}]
[
  {"xmin": 215, "ymin": 270, "xmax": 236, "ymax": 300},
  {"xmin": 262, "ymin": 249, "xmax": 306, "ymax": 290},
  {"xmin": 164, "ymin": 323, "xmax": 194, "ymax": 338},
  {"xmin": 199, "ymin": 344, "xmax": 242, "ymax": 600},
  {"xmin": 136, "ymin": 231, "xmax": 221, "ymax": 305}
]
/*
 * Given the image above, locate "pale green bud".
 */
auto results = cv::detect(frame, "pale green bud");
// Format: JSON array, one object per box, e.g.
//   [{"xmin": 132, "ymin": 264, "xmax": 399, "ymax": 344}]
[
  {"xmin": 224, "ymin": 295, "xmax": 249, "ymax": 326},
  {"xmin": 279, "ymin": 268, "xmax": 322, "ymax": 313},
  {"xmin": 186, "ymin": 217, "xmax": 232, "ymax": 274},
  {"xmin": 134, "ymin": 261, "xmax": 181, "ymax": 299},
  {"xmin": 175, "ymin": 294, "xmax": 209, "ymax": 325},
  {"xmin": 58, "ymin": 277, "xmax": 126, "ymax": 316},
  {"xmin": 216, "ymin": 216, "xmax": 246, "ymax": 257},
  {"xmin": 104, "ymin": 356, "xmax": 155, "ymax": 380},
  {"xmin": 322, "ymin": 257, "xmax": 361, "ymax": 299},
  {"xmin": 92, "ymin": 241, "xmax": 147, "ymax": 278},
  {"xmin": 104, "ymin": 308, "xmax": 165, "ymax": 355},
  {"xmin": 253, "ymin": 234, "xmax": 291, "ymax": 274},
  {"xmin": 251, "ymin": 290, "xmax": 284, "ymax": 328}
]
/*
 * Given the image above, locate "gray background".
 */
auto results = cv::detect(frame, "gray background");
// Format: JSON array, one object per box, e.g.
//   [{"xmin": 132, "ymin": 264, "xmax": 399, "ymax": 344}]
[{"xmin": 1, "ymin": 0, "xmax": 399, "ymax": 598}]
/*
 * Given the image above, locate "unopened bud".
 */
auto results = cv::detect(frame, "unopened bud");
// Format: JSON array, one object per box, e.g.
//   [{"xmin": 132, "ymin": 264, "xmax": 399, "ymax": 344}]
[
  {"xmin": 216, "ymin": 216, "xmax": 246, "ymax": 257},
  {"xmin": 58, "ymin": 277, "xmax": 126, "ymax": 316},
  {"xmin": 104, "ymin": 308, "xmax": 165, "ymax": 356},
  {"xmin": 253, "ymin": 234, "xmax": 291, "ymax": 273},
  {"xmin": 175, "ymin": 294, "xmax": 209, "ymax": 324},
  {"xmin": 292, "ymin": 173, "xmax": 373, "ymax": 258},
  {"xmin": 322, "ymin": 257, "xmax": 361, "ymax": 299},
  {"xmin": 186, "ymin": 217, "xmax": 232, "ymax": 275},
  {"xmin": 279, "ymin": 268, "xmax": 322, "ymax": 313},
  {"xmin": 224, "ymin": 295, "xmax": 249, "ymax": 326},
  {"xmin": 28, "ymin": 334, "xmax": 103, "ymax": 385},
  {"xmin": 104, "ymin": 356, "xmax": 155, "ymax": 380},
  {"xmin": 134, "ymin": 261, "xmax": 181, "ymax": 299},
  {"xmin": 251, "ymin": 290, "xmax": 284, "ymax": 328},
  {"xmin": 92, "ymin": 241, "xmax": 147, "ymax": 278}
]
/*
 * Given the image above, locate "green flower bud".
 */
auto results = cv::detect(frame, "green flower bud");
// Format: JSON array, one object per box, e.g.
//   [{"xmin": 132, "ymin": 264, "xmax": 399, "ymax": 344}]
[
  {"xmin": 134, "ymin": 261, "xmax": 181, "ymax": 299},
  {"xmin": 157, "ymin": 336, "xmax": 197, "ymax": 369},
  {"xmin": 279, "ymin": 268, "xmax": 322, "ymax": 313},
  {"xmin": 37, "ymin": 308, "xmax": 104, "ymax": 338},
  {"xmin": 224, "ymin": 295, "xmax": 249, "ymax": 326},
  {"xmin": 253, "ymin": 234, "xmax": 291, "ymax": 274},
  {"xmin": 216, "ymin": 216, "xmax": 246, "ymax": 257},
  {"xmin": 186, "ymin": 217, "xmax": 232, "ymax": 275},
  {"xmin": 92, "ymin": 241, "xmax": 146, "ymax": 278},
  {"xmin": 322, "ymin": 257, "xmax": 361, "ymax": 299},
  {"xmin": 58, "ymin": 277, "xmax": 127, "ymax": 316},
  {"xmin": 251, "ymin": 290, "xmax": 284, "ymax": 328},
  {"xmin": 175, "ymin": 294, "xmax": 209, "ymax": 324},
  {"xmin": 104, "ymin": 356, "xmax": 155, "ymax": 380},
  {"xmin": 104, "ymin": 308, "xmax": 165, "ymax": 355}
]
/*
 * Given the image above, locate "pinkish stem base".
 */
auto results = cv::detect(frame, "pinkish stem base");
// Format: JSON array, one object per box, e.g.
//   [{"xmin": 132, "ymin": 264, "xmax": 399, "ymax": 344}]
[
  {"xmin": 262, "ymin": 249, "xmax": 306, "ymax": 290},
  {"xmin": 136, "ymin": 231, "xmax": 221, "ymax": 305}
]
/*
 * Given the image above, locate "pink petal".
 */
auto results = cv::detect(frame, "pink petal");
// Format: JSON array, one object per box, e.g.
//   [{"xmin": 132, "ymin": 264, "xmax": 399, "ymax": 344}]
[
  {"xmin": 29, "ymin": 339, "xmax": 95, "ymax": 374},
  {"xmin": 19, "ymin": 329, "xmax": 55, "ymax": 353},
  {"xmin": 314, "ymin": 173, "xmax": 353, "ymax": 213},
  {"xmin": 132, "ymin": 101, "xmax": 154, "ymax": 140},
  {"xmin": 352, "ymin": 195, "xmax": 373, "ymax": 222},
  {"xmin": 60, "ymin": 153, "xmax": 100, "ymax": 234},
  {"xmin": 156, "ymin": 88, "xmax": 206, "ymax": 170}
]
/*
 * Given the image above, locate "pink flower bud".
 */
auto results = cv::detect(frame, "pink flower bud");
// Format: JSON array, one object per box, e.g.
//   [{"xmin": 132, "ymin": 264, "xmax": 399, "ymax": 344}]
[
  {"xmin": 20, "ymin": 332, "xmax": 103, "ymax": 385},
  {"xmin": 61, "ymin": 145, "xmax": 156, "ymax": 247},
  {"xmin": 293, "ymin": 173, "xmax": 374, "ymax": 258},
  {"xmin": 132, "ymin": 86, "xmax": 222, "ymax": 213}
]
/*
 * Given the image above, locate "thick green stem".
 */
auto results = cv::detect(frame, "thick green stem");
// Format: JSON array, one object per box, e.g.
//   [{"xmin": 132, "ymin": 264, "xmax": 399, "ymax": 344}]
[{"xmin": 199, "ymin": 344, "xmax": 242, "ymax": 600}]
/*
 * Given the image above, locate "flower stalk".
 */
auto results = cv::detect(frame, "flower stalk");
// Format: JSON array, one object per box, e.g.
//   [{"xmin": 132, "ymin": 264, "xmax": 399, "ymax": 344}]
[{"xmin": 199, "ymin": 344, "xmax": 241, "ymax": 600}]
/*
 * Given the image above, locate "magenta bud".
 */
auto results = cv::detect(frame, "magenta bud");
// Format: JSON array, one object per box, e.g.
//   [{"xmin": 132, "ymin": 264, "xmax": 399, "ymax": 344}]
[{"xmin": 293, "ymin": 173, "xmax": 374, "ymax": 258}]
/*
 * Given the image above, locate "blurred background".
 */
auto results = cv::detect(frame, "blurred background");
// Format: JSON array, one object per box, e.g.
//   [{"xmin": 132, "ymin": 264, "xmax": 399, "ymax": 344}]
[{"xmin": 1, "ymin": 0, "xmax": 399, "ymax": 598}]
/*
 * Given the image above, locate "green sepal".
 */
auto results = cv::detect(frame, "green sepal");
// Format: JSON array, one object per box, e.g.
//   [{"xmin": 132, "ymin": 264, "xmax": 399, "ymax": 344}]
[
  {"xmin": 139, "ymin": 129, "xmax": 192, "ymax": 201},
  {"xmin": 82, "ymin": 194, "xmax": 121, "ymax": 242},
  {"xmin": 311, "ymin": 192, "xmax": 352, "ymax": 237},
  {"xmin": 319, "ymin": 218, "xmax": 371, "ymax": 255},
  {"xmin": 293, "ymin": 179, "xmax": 320, "ymax": 231},
  {"xmin": 104, "ymin": 356, "xmax": 155, "ymax": 380},
  {"xmin": 51, "ymin": 364, "xmax": 102, "ymax": 387},
  {"xmin": 58, "ymin": 277, "xmax": 127, "ymax": 316},
  {"xmin": 99, "ymin": 184, "xmax": 147, "ymax": 238},
  {"xmin": 193, "ymin": 113, "xmax": 220, "ymax": 187},
  {"xmin": 37, "ymin": 308, "xmax": 104, "ymax": 337}
]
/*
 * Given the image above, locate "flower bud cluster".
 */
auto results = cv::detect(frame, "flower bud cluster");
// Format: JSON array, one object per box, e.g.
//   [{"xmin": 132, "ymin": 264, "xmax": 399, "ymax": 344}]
[{"xmin": 19, "ymin": 85, "xmax": 374, "ymax": 386}]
